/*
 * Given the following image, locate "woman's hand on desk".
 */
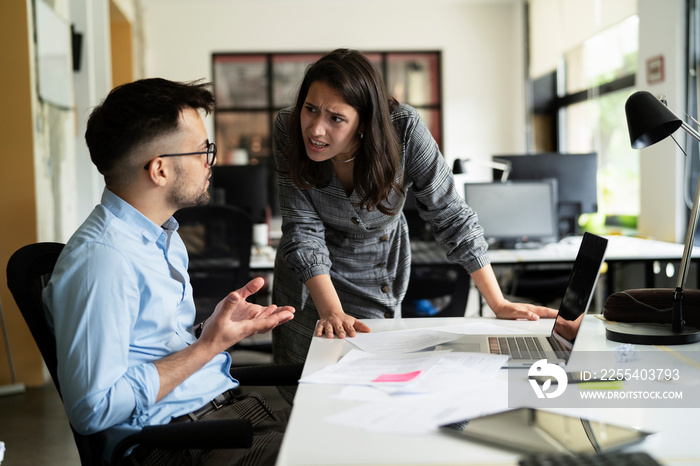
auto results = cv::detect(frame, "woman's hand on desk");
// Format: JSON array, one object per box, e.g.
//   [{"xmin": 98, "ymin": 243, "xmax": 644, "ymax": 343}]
[
  {"xmin": 315, "ymin": 312, "xmax": 372, "ymax": 339},
  {"xmin": 470, "ymin": 265, "xmax": 557, "ymax": 321},
  {"xmin": 491, "ymin": 300, "xmax": 558, "ymax": 321},
  {"xmin": 306, "ymin": 274, "xmax": 372, "ymax": 338}
]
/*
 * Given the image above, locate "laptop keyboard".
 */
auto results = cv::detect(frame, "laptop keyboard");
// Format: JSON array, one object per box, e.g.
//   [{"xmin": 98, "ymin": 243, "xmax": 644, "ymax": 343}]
[{"xmin": 489, "ymin": 336, "xmax": 566, "ymax": 360}]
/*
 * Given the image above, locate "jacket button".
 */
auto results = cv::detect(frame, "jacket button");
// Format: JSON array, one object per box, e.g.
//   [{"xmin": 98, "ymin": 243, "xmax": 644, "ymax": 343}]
[
  {"xmin": 351, "ymin": 217, "xmax": 360, "ymax": 225},
  {"xmin": 379, "ymin": 235, "xmax": 389, "ymax": 241},
  {"xmin": 377, "ymin": 262, "xmax": 386, "ymax": 268},
  {"xmin": 381, "ymin": 285, "xmax": 391, "ymax": 293}
]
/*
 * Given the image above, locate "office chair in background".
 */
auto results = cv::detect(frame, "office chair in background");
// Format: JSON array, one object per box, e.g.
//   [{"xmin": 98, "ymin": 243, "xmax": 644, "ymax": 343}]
[
  {"xmin": 505, "ymin": 265, "xmax": 571, "ymax": 307},
  {"xmin": 402, "ymin": 188, "xmax": 471, "ymax": 317},
  {"xmin": 402, "ymin": 264, "xmax": 470, "ymax": 317},
  {"xmin": 211, "ymin": 164, "xmax": 271, "ymax": 224},
  {"xmin": 174, "ymin": 204, "xmax": 275, "ymax": 355},
  {"xmin": 6, "ymin": 242, "xmax": 301, "ymax": 465},
  {"xmin": 174, "ymin": 204, "xmax": 253, "ymax": 323}
]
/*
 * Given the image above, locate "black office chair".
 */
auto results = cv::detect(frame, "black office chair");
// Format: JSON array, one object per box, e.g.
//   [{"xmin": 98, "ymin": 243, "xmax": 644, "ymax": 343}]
[
  {"xmin": 402, "ymin": 264, "xmax": 470, "ymax": 318},
  {"xmin": 507, "ymin": 265, "xmax": 571, "ymax": 307},
  {"xmin": 174, "ymin": 204, "xmax": 253, "ymax": 322},
  {"xmin": 211, "ymin": 165, "xmax": 270, "ymax": 224},
  {"xmin": 174, "ymin": 204, "xmax": 274, "ymax": 354},
  {"xmin": 6, "ymin": 242, "xmax": 301, "ymax": 465}
]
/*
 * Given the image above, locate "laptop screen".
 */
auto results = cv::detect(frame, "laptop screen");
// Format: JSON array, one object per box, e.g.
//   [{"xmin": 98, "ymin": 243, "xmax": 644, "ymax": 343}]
[{"xmin": 552, "ymin": 232, "xmax": 608, "ymax": 346}]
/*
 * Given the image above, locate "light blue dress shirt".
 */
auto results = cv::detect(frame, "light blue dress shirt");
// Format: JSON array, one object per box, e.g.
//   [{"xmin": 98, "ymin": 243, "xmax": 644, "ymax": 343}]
[{"xmin": 43, "ymin": 188, "xmax": 237, "ymax": 458}]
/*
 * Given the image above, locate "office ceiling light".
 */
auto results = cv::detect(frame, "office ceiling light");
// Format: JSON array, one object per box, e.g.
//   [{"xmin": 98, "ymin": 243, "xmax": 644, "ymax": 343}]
[{"xmin": 604, "ymin": 91, "xmax": 700, "ymax": 344}]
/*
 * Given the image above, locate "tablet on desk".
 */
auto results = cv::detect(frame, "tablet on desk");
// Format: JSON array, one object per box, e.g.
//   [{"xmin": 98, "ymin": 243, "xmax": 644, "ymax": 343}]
[{"xmin": 439, "ymin": 408, "xmax": 653, "ymax": 455}]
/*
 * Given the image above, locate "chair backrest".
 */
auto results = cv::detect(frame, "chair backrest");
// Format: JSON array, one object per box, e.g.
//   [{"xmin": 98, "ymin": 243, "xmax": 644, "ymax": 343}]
[
  {"xmin": 402, "ymin": 264, "xmax": 470, "ymax": 318},
  {"xmin": 6, "ymin": 242, "xmax": 64, "ymax": 389},
  {"xmin": 6, "ymin": 242, "xmax": 103, "ymax": 465},
  {"xmin": 211, "ymin": 165, "xmax": 270, "ymax": 223},
  {"xmin": 174, "ymin": 204, "xmax": 253, "ymax": 304}
]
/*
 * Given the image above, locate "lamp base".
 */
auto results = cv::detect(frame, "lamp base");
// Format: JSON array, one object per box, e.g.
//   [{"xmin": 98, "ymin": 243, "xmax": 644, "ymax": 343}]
[
  {"xmin": 605, "ymin": 322, "xmax": 700, "ymax": 345},
  {"xmin": 0, "ymin": 383, "xmax": 26, "ymax": 397}
]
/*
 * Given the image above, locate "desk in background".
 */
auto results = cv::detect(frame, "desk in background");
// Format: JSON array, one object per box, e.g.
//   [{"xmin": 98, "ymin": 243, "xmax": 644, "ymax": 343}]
[
  {"xmin": 256, "ymin": 234, "xmax": 700, "ymax": 276},
  {"xmin": 276, "ymin": 316, "xmax": 700, "ymax": 466},
  {"xmin": 250, "ymin": 235, "xmax": 700, "ymax": 312},
  {"xmin": 412, "ymin": 235, "xmax": 700, "ymax": 303}
]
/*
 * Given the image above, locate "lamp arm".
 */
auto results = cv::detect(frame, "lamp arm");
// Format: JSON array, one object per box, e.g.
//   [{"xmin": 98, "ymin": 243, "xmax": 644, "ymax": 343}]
[
  {"xmin": 673, "ymin": 124, "xmax": 700, "ymax": 331},
  {"xmin": 680, "ymin": 121, "xmax": 700, "ymax": 144}
]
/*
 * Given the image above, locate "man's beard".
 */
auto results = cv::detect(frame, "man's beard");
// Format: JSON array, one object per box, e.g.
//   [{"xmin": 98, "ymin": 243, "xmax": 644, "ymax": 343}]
[{"xmin": 169, "ymin": 163, "xmax": 211, "ymax": 208}]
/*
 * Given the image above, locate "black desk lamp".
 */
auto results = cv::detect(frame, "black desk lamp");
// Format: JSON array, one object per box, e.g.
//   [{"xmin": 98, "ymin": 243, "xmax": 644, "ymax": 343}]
[{"xmin": 605, "ymin": 90, "xmax": 700, "ymax": 345}]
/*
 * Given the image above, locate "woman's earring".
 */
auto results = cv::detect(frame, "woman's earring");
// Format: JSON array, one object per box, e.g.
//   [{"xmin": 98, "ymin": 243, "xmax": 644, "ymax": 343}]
[{"xmin": 359, "ymin": 132, "xmax": 364, "ymax": 139}]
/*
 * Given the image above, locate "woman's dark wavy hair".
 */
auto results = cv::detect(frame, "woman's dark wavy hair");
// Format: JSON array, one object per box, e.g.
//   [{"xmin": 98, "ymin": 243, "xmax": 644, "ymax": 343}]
[
  {"xmin": 85, "ymin": 78, "xmax": 214, "ymax": 186},
  {"xmin": 284, "ymin": 49, "xmax": 403, "ymax": 215}
]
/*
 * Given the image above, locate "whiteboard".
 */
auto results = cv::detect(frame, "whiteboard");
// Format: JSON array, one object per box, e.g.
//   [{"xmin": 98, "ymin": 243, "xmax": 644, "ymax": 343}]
[{"xmin": 36, "ymin": 0, "xmax": 73, "ymax": 108}]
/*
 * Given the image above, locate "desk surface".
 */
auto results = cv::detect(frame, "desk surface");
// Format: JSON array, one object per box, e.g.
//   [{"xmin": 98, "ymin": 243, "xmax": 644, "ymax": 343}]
[{"xmin": 276, "ymin": 316, "xmax": 700, "ymax": 466}]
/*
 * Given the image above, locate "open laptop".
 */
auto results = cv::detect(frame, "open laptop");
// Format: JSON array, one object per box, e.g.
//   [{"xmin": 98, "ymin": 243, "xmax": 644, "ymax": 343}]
[{"xmin": 438, "ymin": 232, "xmax": 608, "ymax": 368}]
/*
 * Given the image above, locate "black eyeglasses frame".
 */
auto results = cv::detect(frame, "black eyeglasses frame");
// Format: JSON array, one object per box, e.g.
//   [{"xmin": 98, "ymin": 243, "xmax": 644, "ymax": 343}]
[{"xmin": 144, "ymin": 141, "xmax": 217, "ymax": 169}]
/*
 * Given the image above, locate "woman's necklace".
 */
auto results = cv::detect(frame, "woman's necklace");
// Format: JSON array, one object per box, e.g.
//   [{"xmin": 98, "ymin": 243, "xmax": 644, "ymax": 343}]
[{"xmin": 334, "ymin": 156, "xmax": 356, "ymax": 163}]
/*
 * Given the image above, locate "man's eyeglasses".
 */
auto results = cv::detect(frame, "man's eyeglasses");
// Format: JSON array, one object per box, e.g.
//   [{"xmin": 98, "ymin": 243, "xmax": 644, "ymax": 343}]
[{"xmin": 144, "ymin": 141, "xmax": 217, "ymax": 169}]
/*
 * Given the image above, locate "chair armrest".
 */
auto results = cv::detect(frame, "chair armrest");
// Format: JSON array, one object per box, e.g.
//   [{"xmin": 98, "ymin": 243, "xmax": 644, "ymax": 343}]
[
  {"xmin": 231, "ymin": 363, "xmax": 304, "ymax": 386},
  {"xmin": 111, "ymin": 419, "xmax": 252, "ymax": 465}
]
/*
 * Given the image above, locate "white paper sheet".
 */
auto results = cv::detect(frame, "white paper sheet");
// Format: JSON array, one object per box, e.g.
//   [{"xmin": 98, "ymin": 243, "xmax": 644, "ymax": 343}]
[
  {"xmin": 347, "ymin": 328, "xmax": 463, "ymax": 354},
  {"xmin": 346, "ymin": 321, "xmax": 534, "ymax": 354},
  {"xmin": 305, "ymin": 322, "xmax": 520, "ymax": 436},
  {"xmin": 326, "ymin": 375, "xmax": 509, "ymax": 434},
  {"xmin": 299, "ymin": 349, "xmax": 449, "ymax": 387}
]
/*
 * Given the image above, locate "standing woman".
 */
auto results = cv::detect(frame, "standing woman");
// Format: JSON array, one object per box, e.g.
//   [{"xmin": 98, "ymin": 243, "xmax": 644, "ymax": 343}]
[{"xmin": 272, "ymin": 49, "xmax": 555, "ymax": 379}]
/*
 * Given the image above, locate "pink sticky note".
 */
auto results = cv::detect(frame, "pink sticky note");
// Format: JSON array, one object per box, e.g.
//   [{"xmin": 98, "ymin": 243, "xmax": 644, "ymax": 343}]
[{"xmin": 372, "ymin": 370, "xmax": 421, "ymax": 383}]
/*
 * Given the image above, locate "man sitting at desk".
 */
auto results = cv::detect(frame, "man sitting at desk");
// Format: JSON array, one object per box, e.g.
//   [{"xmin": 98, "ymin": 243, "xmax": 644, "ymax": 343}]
[{"xmin": 43, "ymin": 78, "xmax": 295, "ymax": 465}]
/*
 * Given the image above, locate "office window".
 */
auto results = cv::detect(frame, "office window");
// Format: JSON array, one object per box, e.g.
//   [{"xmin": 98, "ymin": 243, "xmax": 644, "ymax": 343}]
[
  {"xmin": 212, "ymin": 51, "xmax": 442, "ymax": 167},
  {"xmin": 532, "ymin": 15, "xmax": 639, "ymax": 221},
  {"xmin": 561, "ymin": 16, "xmax": 639, "ymax": 218}
]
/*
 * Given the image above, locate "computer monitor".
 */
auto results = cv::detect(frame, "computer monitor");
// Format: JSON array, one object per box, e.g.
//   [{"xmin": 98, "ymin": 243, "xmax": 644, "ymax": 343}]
[
  {"xmin": 211, "ymin": 165, "xmax": 269, "ymax": 224},
  {"xmin": 464, "ymin": 180, "xmax": 559, "ymax": 249},
  {"xmin": 492, "ymin": 153, "xmax": 597, "ymax": 237}
]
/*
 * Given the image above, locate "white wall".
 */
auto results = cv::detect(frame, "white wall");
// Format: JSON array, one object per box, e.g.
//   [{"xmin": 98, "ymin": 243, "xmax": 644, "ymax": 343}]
[
  {"xmin": 139, "ymin": 0, "xmax": 527, "ymax": 177},
  {"xmin": 64, "ymin": 0, "xmax": 691, "ymax": 243},
  {"xmin": 70, "ymin": 0, "xmax": 111, "ymax": 226},
  {"xmin": 635, "ymin": 0, "xmax": 687, "ymax": 243}
]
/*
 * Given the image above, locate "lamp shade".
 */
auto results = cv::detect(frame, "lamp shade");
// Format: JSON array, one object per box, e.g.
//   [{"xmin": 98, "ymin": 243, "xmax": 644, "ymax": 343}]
[{"xmin": 625, "ymin": 91, "xmax": 683, "ymax": 149}]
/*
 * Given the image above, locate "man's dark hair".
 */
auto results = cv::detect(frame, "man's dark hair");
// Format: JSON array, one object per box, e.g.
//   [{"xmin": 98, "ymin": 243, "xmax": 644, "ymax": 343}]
[{"xmin": 85, "ymin": 78, "xmax": 214, "ymax": 186}]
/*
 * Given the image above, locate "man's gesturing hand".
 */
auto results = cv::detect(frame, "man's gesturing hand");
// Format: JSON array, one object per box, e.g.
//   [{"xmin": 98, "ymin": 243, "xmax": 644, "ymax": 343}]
[{"xmin": 200, "ymin": 277, "xmax": 295, "ymax": 352}]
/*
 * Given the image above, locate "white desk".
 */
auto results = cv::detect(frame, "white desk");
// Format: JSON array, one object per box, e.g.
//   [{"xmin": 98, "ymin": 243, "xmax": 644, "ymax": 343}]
[
  {"xmin": 276, "ymin": 316, "xmax": 700, "ymax": 466},
  {"xmin": 412, "ymin": 235, "xmax": 700, "ymax": 307},
  {"xmin": 410, "ymin": 235, "xmax": 700, "ymax": 264},
  {"xmin": 255, "ymin": 235, "xmax": 700, "ymax": 279}
]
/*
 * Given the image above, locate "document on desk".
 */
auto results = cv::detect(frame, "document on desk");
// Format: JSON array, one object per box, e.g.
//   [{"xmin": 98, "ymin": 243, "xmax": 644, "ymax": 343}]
[
  {"xmin": 347, "ymin": 321, "xmax": 531, "ymax": 354},
  {"xmin": 299, "ymin": 349, "xmax": 446, "ymax": 387},
  {"xmin": 303, "ymin": 323, "xmax": 516, "ymax": 435},
  {"xmin": 347, "ymin": 328, "xmax": 462, "ymax": 354},
  {"xmin": 300, "ymin": 349, "xmax": 507, "ymax": 388},
  {"xmin": 324, "ymin": 354, "xmax": 510, "ymax": 434}
]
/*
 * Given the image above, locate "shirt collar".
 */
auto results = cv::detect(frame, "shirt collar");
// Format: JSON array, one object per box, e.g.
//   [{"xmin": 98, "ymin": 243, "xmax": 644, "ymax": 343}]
[{"xmin": 100, "ymin": 188, "xmax": 178, "ymax": 243}]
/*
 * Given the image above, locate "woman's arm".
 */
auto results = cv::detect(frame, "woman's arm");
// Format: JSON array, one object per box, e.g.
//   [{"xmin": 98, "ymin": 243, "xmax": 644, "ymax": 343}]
[
  {"xmin": 304, "ymin": 274, "xmax": 371, "ymax": 338},
  {"xmin": 470, "ymin": 265, "xmax": 557, "ymax": 320}
]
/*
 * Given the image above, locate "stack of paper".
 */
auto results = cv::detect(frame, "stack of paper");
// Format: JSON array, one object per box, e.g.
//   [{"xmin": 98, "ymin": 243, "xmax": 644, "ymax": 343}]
[{"xmin": 299, "ymin": 324, "xmax": 515, "ymax": 434}]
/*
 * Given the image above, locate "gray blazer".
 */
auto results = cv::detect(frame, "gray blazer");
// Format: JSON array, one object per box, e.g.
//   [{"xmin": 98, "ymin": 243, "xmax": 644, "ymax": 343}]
[{"xmin": 271, "ymin": 103, "xmax": 489, "ymax": 367}]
